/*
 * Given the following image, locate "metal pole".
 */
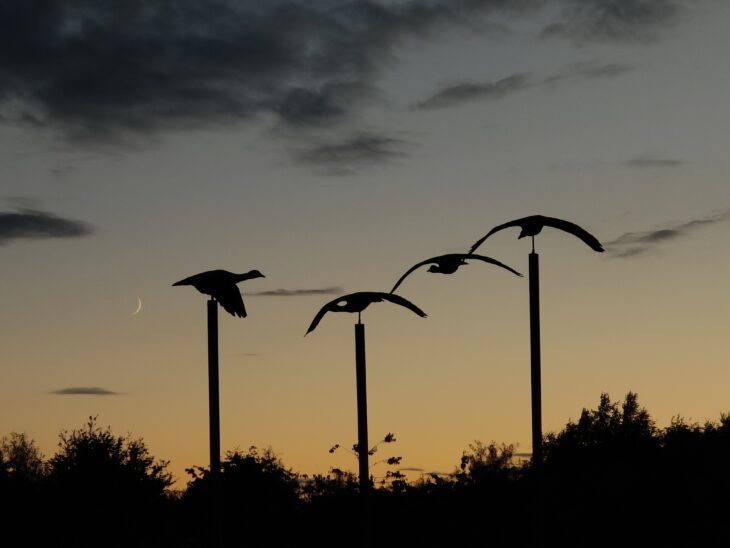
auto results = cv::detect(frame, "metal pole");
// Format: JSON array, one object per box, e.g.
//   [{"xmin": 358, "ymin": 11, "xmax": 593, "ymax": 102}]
[
  {"xmin": 354, "ymin": 322, "xmax": 369, "ymax": 492},
  {"xmin": 529, "ymin": 252, "xmax": 544, "ymax": 547},
  {"xmin": 208, "ymin": 299, "xmax": 221, "ymax": 475},
  {"xmin": 207, "ymin": 299, "xmax": 221, "ymax": 546},
  {"xmin": 354, "ymin": 322, "xmax": 370, "ymax": 548}
]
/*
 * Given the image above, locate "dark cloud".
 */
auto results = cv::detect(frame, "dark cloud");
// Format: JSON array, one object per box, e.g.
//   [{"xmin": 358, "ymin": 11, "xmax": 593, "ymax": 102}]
[
  {"xmin": 250, "ymin": 286, "xmax": 343, "ymax": 297},
  {"xmin": 293, "ymin": 132, "xmax": 411, "ymax": 174},
  {"xmin": 415, "ymin": 62, "xmax": 629, "ymax": 110},
  {"xmin": 542, "ymin": 0, "xmax": 683, "ymax": 44},
  {"xmin": 52, "ymin": 387, "xmax": 120, "ymax": 396},
  {"xmin": 606, "ymin": 211, "xmax": 730, "ymax": 258},
  {"xmin": 0, "ymin": 0, "xmax": 540, "ymax": 143},
  {"xmin": 625, "ymin": 154, "xmax": 686, "ymax": 168},
  {"xmin": 0, "ymin": 0, "xmax": 675, "ymax": 146},
  {"xmin": 0, "ymin": 208, "xmax": 93, "ymax": 245},
  {"xmin": 415, "ymin": 73, "xmax": 530, "ymax": 110},
  {"xmin": 0, "ymin": 0, "xmax": 694, "ymax": 176}
]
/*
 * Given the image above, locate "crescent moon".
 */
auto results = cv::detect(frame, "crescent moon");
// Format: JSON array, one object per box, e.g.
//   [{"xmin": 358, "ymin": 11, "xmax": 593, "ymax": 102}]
[{"xmin": 131, "ymin": 297, "xmax": 143, "ymax": 316}]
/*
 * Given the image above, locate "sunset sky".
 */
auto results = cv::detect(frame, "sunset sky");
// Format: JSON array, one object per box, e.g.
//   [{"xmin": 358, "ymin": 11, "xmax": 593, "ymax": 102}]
[{"xmin": 2, "ymin": 0, "xmax": 729, "ymax": 486}]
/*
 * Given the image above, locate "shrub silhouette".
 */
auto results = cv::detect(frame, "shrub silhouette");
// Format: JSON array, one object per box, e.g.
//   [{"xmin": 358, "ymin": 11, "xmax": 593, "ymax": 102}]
[
  {"xmin": 657, "ymin": 414, "xmax": 730, "ymax": 544},
  {"xmin": 45, "ymin": 416, "xmax": 173, "ymax": 547},
  {"xmin": 4, "ymin": 395, "xmax": 730, "ymax": 547},
  {"xmin": 1, "ymin": 431, "xmax": 45, "ymax": 478},
  {"xmin": 182, "ymin": 446, "xmax": 302, "ymax": 546},
  {"xmin": 0, "ymin": 433, "xmax": 46, "ymax": 544},
  {"xmin": 542, "ymin": 393, "xmax": 730, "ymax": 547}
]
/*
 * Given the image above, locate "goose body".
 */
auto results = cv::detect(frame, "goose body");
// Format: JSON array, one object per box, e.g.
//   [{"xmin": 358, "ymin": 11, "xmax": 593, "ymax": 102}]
[{"xmin": 173, "ymin": 269, "xmax": 265, "ymax": 318}]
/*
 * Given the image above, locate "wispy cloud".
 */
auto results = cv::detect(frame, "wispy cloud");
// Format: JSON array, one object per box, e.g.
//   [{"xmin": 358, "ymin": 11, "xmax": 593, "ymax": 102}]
[
  {"xmin": 415, "ymin": 62, "xmax": 631, "ymax": 110},
  {"xmin": 0, "ymin": 207, "xmax": 93, "ymax": 245},
  {"xmin": 293, "ymin": 132, "xmax": 411, "ymax": 174},
  {"xmin": 540, "ymin": 61, "xmax": 632, "ymax": 86},
  {"xmin": 625, "ymin": 154, "xmax": 686, "ymax": 168},
  {"xmin": 606, "ymin": 211, "xmax": 730, "ymax": 258},
  {"xmin": 542, "ymin": 0, "xmax": 684, "ymax": 44},
  {"xmin": 415, "ymin": 73, "xmax": 530, "ymax": 110},
  {"xmin": 250, "ymin": 286, "xmax": 343, "ymax": 297},
  {"xmin": 51, "ymin": 387, "xmax": 120, "ymax": 396}
]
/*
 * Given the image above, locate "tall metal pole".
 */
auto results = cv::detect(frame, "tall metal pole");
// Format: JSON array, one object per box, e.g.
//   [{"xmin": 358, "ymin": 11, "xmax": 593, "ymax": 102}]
[
  {"xmin": 354, "ymin": 322, "xmax": 369, "ymax": 492},
  {"xmin": 207, "ymin": 299, "xmax": 221, "ymax": 475},
  {"xmin": 354, "ymin": 321, "xmax": 370, "ymax": 548},
  {"xmin": 529, "ymin": 252, "xmax": 544, "ymax": 547},
  {"xmin": 207, "ymin": 299, "xmax": 221, "ymax": 546}
]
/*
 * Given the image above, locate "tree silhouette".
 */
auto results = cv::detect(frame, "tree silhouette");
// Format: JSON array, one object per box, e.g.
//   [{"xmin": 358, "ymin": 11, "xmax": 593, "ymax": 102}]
[
  {"xmin": 182, "ymin": 446, "xmax": 302, "ymax": 547},
  {"xmin": 657, "ymin": 414, "xmax": 730, "ymax": 544},
  {"xmin": 4, "ymin": 394, "xmax": 730, "ymax": 547},
  {"xmin": 0, "ymin": 432, "xmax": 45, "ymax": 478},
  {"xmin": 540, "ymin": 392, "xmax": 727, "ymax": 547},
  {"xmin": 0, "ymin": 433, "xmax": 47, "ymax": 545},
  {"xmin": 46, "ymin": 416, "xmax": 173, "ymax": 547}
]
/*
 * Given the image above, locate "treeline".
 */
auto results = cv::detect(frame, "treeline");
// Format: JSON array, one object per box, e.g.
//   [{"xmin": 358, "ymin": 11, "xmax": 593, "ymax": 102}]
[{"xmin": 2, "ymin": 393, "xmax": 730, "ymax": 547}]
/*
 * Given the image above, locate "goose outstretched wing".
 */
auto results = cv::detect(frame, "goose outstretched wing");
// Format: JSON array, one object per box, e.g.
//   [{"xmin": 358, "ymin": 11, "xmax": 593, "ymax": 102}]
[
  {"xmin": 389, "ymin": 258, "xmax": 439, "ymax": 293},
  {"xmin": 469, "ymin": 219, "xmax": 524, "ymax": 253},
  {"xmin": 467, "ymin": 254, "xmax": 523, "ymax": 277},
  {"xmin": 305, "ymin": 297, "xmax": 340, "ymax": 335},
  {"xmin": 540, "ymin": 216, "xmax": 604, "ymax": 252},
  {"xmin": 378, "ymin": 293, "xmax": 427, "ymax": 318}
]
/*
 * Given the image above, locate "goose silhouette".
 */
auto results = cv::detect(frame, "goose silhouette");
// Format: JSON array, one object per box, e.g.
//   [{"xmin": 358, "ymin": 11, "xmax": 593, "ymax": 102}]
[
  {"xmin": 390, "ymin": 253, "xmax": 522, "ymax": 293},
  {"xmin": 172, "ymin": 269, "xmax": 265, "ymax": 318},
  {"xmin": 470, "ymin": 215, "xmax": 604, "ymax": 253},
  {"xmin": 306, "ymin": 291, "xmax": 426, "ymax": 335}
]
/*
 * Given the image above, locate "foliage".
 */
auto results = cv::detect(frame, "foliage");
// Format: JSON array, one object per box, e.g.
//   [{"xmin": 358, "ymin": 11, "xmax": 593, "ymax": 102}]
[
  {"xmin": 0, "ymin": 432, "xmax": 47, "ymax": 545},
  {"xmin": 49, "ymin": 415, "xmax": 172, "ymax": 494},
  {"xmin": 46, "ymin": 416, "xmax": 174, "ymax": 547},
  {"xmin": 455, "ymin": 440, "xmax": 519, "ymax": 485},
  {"xmin": 4, "ymin": 394, "xmax": 730, "ymax": 546},
  {"xmin": 182, "ymin": 446, "xmax": 302, "ymax": 546},
  {"xmin": 328, "ymin": 431, "xmax": 402, "ymax": 489},
  {"xmin": 0, "ymin": 431, "xmax": 46, "ymax": 478},
  {"xmin": 541, "ymin": 392, "xmax": 730, "ymax": 546}
]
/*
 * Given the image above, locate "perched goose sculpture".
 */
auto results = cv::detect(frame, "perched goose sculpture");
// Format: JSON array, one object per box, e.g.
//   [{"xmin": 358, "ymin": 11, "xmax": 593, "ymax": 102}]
[
  {"xmin": 172, "ymin": 269, "xmax": 265, "ymax": 318},
  {"xmin": 470, "ymin": 214, "xmax": 604, "ymax": 253},
  {"xmin": 306, "ymin": 291, "xmax": 426, "ymax": 335},
  {"xmin": 390, "ymin": 253, "xmax": 522, "ymax": 293}
]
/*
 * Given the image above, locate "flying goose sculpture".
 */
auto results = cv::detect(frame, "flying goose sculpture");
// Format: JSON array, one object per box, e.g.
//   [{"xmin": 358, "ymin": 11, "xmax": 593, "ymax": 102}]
[
  {"xmin": 470, "ymin": 215, "xmax": 604, "ymax": 253},
  {"xmin": 390, "ymin": 253, "xmax": 522, "ymax": 294},
  {"xmin": 306, "ymin": 291, "xmax": 426, "ymax": 335}
]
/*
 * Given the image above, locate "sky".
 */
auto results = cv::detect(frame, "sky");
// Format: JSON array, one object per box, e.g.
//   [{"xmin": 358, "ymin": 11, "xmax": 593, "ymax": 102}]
[{"xmin": 1, "ymin": 0, "xmax": 729, "ymax": 486}]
